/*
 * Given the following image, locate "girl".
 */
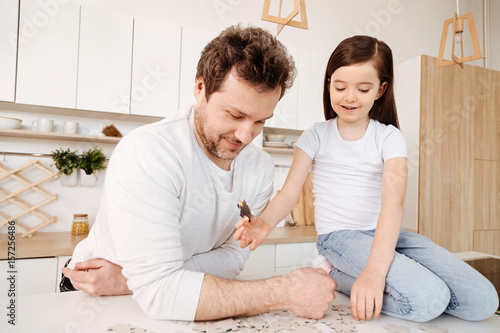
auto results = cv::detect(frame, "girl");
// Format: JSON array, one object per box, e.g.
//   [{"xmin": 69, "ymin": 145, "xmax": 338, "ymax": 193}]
[{"xmin": 234, "ymin": 35, "xmax": 498, "ymax": 322}]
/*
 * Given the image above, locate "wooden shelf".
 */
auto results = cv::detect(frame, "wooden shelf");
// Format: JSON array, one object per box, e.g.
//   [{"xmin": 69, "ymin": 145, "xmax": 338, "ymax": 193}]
[
  {"xmin": 263, "ymin": 147, "xmax": 295, "ymax": 155},
  {"xmin": 0, "ymin": 128, "xmax": 121, "ymax": 144}
]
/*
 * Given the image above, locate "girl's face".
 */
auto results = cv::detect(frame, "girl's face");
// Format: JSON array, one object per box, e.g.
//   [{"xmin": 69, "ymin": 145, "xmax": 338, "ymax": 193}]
[{"xmin": 328, "ymin": 61, "xmax": 387, "ymax": 126}]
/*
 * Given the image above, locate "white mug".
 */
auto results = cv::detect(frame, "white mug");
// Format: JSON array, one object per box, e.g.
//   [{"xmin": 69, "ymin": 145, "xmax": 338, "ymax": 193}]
[
  {"xmin": 63, "ymin": 120, "xmax": 79, "ymax": 134},
  {"xmin": 32, "ymin": 118, "xmax": 54, "ymax": 132}
]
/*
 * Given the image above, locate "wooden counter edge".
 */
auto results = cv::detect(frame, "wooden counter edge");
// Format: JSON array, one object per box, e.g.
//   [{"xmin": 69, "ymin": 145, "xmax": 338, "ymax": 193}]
[
  {"xmin": 0, "ymin": 232, "xmax": 87, "ymax": 260},
  {"xmin": 0, "ymin": 226, "xmax": 318, "ymax": 260}
]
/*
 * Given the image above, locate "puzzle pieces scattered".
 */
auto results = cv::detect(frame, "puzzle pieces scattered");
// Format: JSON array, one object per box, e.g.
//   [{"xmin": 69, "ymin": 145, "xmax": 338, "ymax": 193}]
[
  {"xmin": 419, "ymin": 324, "xmax": 449, "ymax": 333},
  {"xmin": 189, "ymin": 304, "xmax": 364, "ymax": 333},
  {"xmin": 107, "ymin": 323, "xmax": 157, "ymax": 333},
  {"xmin": 384, "ymin": 324, "xmax": 410, "ymax": 333}
]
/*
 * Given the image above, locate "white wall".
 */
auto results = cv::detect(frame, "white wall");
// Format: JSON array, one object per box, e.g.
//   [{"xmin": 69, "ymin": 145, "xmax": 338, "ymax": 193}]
[{"xmin": 1, "ymin": 0, "xmax": 496, "ymax": 234}]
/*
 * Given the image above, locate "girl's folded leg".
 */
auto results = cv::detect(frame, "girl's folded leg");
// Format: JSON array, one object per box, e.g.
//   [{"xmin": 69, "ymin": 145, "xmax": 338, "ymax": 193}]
[
  {"xmin": 395, "ymin": 230, "xmax": 499, "ymax": 321},
  {"xmin": 318, "ymin": 230, "xmax": 453, "ymax": 322}
]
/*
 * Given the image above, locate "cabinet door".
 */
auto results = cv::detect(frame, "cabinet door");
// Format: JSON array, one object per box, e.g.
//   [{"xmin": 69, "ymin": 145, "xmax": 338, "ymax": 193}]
[
  {"xmin": 265, "ymin": 48, "xmax": 299, "ymax": 130},
  {"xmin": 15, "ymin": 0, "xmax": 80, "ymax": 108},
  {"xmin": 178, "ymin": 25, "xmax": 219, "ymax": 110},
  {"xmin": 130, "ymin": 17, "xmax": 181, "ymax": 117},
  {"xmin": 77, "ymin": 6, "xmax": 133, "ymax": 113},
  {"xmin": 275, "ymin": 242, "xmax": 318, "ymax": 274},
  {"xmin": 0, "ymin": 0, "xmax": 19, "ymax": 102},
  {"xmin": 238, "ymin": 244, "xmax": 276, "ymax": 280},
  {"xmin": 297, "ymin": 49, "xmax": 331, "ymax": 130},
  {"xmin": 0, "ymin": 258, "xmax": 57, "ymax": 295}
]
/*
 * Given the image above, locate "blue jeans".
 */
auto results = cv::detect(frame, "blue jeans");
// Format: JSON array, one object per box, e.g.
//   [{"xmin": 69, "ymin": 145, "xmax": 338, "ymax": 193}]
[{"xmin": 317, "ymin": 229, "xmax": 499, "ymax": 322}]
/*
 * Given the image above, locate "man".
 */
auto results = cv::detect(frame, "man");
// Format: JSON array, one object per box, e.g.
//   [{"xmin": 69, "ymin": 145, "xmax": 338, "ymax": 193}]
[{"xmin": 62, "ymin": 25, "xmax": 336, "ymax": 321}]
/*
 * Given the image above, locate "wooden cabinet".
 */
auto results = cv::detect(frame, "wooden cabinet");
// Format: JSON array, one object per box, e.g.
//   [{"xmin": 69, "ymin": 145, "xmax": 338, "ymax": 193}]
[
  {"xmin": 0, "ymin": 0, "xmax": 19, "ymax": 102},
  {"xmin": 15, "ymin": 0, "xmax": 80, "ymax": 108},
  {"xmin": 395, "ymin": 55, "xmax": 500, "ymax": 254},
  {"xmin": 76, "ymin": 6, "xmax": 133, "ymax": 113},
  {"xmin": 130, "ymin": 17, "xmax": 181, "ymax": 117}
]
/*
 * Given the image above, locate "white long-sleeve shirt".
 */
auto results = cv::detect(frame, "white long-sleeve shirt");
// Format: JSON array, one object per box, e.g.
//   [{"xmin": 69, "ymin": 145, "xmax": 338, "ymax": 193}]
[{"xmin": 70, "ymin": 106, "xmax": 274, "ymax": 320}]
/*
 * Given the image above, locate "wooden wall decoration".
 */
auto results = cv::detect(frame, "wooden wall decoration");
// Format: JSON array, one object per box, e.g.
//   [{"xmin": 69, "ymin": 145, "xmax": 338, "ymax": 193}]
[
  {"xmin": 261, "ymin": 0, "xmax": 308, "ymax": 35},
  {"xmin": 0, "ymin": 160, "xmax": 58, "ymax": 237}
]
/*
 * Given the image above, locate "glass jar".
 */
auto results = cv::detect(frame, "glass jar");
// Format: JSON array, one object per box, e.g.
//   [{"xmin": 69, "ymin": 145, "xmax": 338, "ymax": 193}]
[{"xmin": 71, "ymin": 214, "xmax": 89, "ymax": 235}]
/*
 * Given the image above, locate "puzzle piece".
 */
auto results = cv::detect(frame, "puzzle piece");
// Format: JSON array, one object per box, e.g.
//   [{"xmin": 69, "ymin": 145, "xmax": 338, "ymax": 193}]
[
  {"xmin": 384, "ymin": 324, "xmax": 410, "ymax": 333},
  {"xmin": 332, "ymin": 305, "xmax": 352, "ymax": 316},
  {"xmin": 329, "ymin": 321, "xmax": 359, "ymax": 333},
  {"xmin": 212, "ymin": 318, "xmax": 240, "ymax": 331},
  {"xmin": 294, "ymin": 326, "xmax": 322, "ymax": 333},
  {"xmin": 107, "ymin": 323, "xmax": 157, "ymax": 333},
  {"xmin": 268, "ymin": 309, "xmax": 290, "ymax": 317},
  {"xmin": 419, "ymin": 324, "xmax": 448, "ymax": 333}
]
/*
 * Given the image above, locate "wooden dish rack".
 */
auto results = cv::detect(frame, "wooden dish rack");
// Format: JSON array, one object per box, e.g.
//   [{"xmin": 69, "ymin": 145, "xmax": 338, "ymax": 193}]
[{"xmin": 0, "ymin": 159, "xmax": 59, "ymax": 237}]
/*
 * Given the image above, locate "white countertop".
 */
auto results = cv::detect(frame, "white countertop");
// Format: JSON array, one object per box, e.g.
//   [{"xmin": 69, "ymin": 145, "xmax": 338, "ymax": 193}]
[{"xmin": 1, "ymin": 289, "xmax": 499, "ymax": 333}]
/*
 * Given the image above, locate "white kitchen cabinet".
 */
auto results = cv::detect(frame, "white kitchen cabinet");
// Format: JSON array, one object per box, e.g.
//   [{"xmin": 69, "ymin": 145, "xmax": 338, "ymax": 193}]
[
  {"xmin": 275, "ymin": 242, "xmax": 318, "ymax": 274},
  {"xmin": 178, "ymin": 25, "xmax": 219, "ymax": 110},
  {"xmin": 238, "ymin": 242, "xmax": 317, "ymax": 279},
  {"xmin": 0, "ymin": 0, "xmax": 19, "ymax": 102},
  {"xmin": 130, "ymin": 17, "xmax": 181, "ymax": 117},
  {"xmin": 15, "ymin": 0, "xmax": 80, "ymax": 108},
  {"xmin": 238, "ymin": 244, "xmax": 276, "ymax": 279},
  {"xmin": 77, "ymin": 6, "xmax": 133, "ymax": 113},
  {"xmin": 0, "ymin": 258, "xmax": 57, "ymax": 296},
  {"xmin": 297, "ymin": 49, "xmax": 331, "ymax": 130},
  {"xmin": 265, "ymin": 48, "xmax": 299, "ymax": 130}
]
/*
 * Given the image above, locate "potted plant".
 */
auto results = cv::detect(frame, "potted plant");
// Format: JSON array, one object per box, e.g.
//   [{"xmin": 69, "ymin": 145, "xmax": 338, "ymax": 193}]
[
  {"xmin": 51, "ymin": 148, "xmax": 80, "ymax": 186},
  {"xmin": 79, "ymin": 147, "xmax": 108, "ymax": 187}
]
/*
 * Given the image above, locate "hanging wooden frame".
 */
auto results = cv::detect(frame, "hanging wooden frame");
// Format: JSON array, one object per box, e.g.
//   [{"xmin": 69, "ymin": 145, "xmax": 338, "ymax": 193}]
[
  {"xmin": 436, "ymin": 12, "xmax": 482, "ymax": 68},
  {"xmin": 261, "ymin": 0, "xmax": 308, "ymax": 35}
]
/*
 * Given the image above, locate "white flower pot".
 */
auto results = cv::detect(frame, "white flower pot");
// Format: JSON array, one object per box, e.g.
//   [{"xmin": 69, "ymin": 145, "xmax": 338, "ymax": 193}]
[
  {"xmin": 80, "ymin": 169, "xmax": 98, "ymax": 187},
  {"xmin": 60, "ymin": 171, "xmax": 78, "ymax": 187}
]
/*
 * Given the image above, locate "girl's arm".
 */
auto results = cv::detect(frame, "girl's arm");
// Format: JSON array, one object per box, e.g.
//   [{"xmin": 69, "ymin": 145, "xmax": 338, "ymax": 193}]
[
  {"xmin": 350, "ymin": 157, "xmax": 407, "ymax": 321},
  {"xmin": 234, "ymin": 148, "xmax": 313, "ymax": 250}
]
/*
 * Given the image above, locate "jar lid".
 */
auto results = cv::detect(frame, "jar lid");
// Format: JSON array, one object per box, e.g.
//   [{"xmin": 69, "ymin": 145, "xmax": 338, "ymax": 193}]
[{"xmin": 73, "ymin": 214, "xmax": 88, "ymax": 217}]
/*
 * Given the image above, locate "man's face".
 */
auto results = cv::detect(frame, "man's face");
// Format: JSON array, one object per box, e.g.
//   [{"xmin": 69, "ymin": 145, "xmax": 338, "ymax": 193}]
[{"xmin": 193, "ymin": 69, "xmax": 281, "ymax": 170}]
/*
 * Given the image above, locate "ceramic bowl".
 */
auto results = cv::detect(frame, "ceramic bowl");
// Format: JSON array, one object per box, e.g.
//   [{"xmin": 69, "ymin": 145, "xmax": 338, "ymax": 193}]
[
  {"xmin": 265, "ymin": 134, "xmax": 286, "ymax": 142},
  {"xmin": 0, "ymin": 116, "xmax": 22, "ymax": 129}
]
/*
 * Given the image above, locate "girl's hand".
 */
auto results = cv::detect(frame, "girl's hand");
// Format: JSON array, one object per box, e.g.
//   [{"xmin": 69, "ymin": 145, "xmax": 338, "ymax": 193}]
[
  {"xmin": 350, "ymin": 270, "xmax": 386, "ymax": 320},
  {"xmin": 233, "ymin": 215, "xmax": 272, "ymax": 251}
]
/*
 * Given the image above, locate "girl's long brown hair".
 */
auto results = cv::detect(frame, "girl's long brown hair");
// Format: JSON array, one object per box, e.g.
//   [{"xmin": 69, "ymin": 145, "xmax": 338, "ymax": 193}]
[{"xmin": 323, "ymin": 35, "xmax": 399, "ymax": 128}]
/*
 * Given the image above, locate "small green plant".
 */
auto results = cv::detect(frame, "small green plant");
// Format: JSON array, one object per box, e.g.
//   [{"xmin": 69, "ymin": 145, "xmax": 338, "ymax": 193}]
[
  {"xmin": 79, "ymin": 147, "xmax": 107, "ymax": 175},
  {"xmin": 51, "ymin": 148, "xmax": 80, "ymax": 176}
]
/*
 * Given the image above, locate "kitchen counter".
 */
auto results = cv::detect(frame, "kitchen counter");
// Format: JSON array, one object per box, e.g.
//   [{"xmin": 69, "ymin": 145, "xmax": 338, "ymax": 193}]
[
  {"xmin": 0, "ymin": 226, "xmax": 317, "ymax": 260},
  {"xmin": 1, "ymin": 288, "xmax": 499, "ymax": 332}
]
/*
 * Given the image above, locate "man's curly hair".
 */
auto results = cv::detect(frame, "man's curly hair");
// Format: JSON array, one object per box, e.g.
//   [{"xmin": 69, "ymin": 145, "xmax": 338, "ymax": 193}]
[{"xmin": 196, "ymin": 25, "xmax": 296, "ymax": 101}]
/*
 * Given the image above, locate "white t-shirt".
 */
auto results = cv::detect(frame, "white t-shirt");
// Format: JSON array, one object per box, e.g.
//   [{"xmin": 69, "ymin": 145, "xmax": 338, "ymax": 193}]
[
  {"xmin": 70, "ymin": 106, "xmax": 274, "ymax": 321},
  {"xmin": 296, "ymin": 117, "xmax": 407, "ymax": 235}
]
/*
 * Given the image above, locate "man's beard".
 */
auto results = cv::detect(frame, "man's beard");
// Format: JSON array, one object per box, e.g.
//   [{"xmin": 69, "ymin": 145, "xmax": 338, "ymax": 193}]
[{"xmin": 194, "ymin": 107, "xmax": 246, "ymax": 161}]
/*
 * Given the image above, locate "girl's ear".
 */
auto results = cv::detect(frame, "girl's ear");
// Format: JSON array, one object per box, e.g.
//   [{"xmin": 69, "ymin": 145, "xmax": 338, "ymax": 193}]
[
  {"xmin": 376, "ymin": 81, "xmax": 388, "ymax": 100},
  {"xmin": 327, "ymin": 78, "xmax": 331, "ymax": 93}
]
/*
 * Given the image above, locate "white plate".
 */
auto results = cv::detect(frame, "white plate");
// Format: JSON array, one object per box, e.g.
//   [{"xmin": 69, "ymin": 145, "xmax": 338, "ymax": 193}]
[
  {"xmin": 263, "ymin": 142, "xmax": 289, "ymax": 148},
  {"xmin": 0, "ymin": 116, "xmax": 22, "ymax": 129}
]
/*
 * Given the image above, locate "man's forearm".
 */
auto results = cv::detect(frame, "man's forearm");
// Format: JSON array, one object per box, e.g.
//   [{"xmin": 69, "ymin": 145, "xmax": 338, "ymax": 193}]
[
  {"xmin": 195, "ymin": 274, "xmax": 283, "ymax": 320},
  {"xmin": 195, "ymin": 267, "xmax": 337, "ymax": 321}
]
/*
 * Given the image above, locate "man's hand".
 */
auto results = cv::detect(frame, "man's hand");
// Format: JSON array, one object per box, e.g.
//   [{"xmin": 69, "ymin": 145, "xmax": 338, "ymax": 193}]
[
  {"xmin": 61, "ymin": 258, "xmax": 132, "ymax": 296},
  {"xmin": 282, "ymin": 267, "xmax": 337, "ymax": 319},
  {"xmin": 350, "ymin": 269, "xmax": 385, "ymax": 320},
  {"xmin": 233, "ymin": 215, "xmax": 272, "ymax": 251}
]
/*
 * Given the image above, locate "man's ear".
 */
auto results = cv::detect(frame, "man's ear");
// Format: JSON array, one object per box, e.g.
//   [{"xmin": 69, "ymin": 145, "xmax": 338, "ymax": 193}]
[
  {"xmin": 376, "ymin": 82, "xmax": 388, "ymax": 100},
  {"xmin": 193, "ymin": 77, "xmax": 205, "ymax": 101}
]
